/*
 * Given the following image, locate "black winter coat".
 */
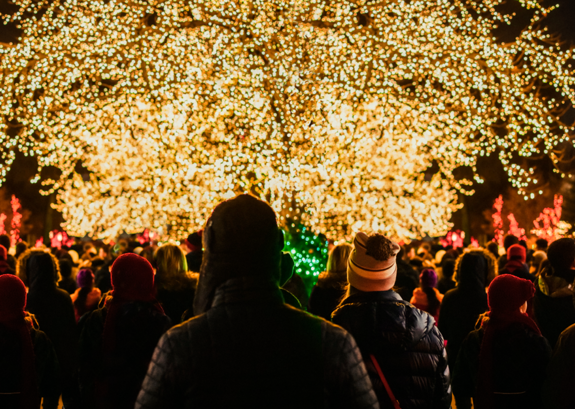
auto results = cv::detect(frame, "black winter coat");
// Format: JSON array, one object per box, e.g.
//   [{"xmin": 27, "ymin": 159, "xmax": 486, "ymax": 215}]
[
  {"xmin": 332, "ymin": 289, "xmax": 451, "ymax": 409},
  {"xmin": 0, "ymin": 321, "xmax": 61, "ymax": 409},
  {"xmin": 136, "ymin": 277, "xmax": 379, "ymax": 409},
  {"xmin": 308, "ymin": 273, "xmax": 346, "ymax": 320},
  {"xmin": 453, "ymin": 322, "xmax": 551, "ymax": 409},
  {"xmin": 156, "ymin": 284, "xmax": 197, "ymax": 326},
  {"xmin": 438, "ymin": 253, "xmax": 488, "ymax": 372},
  {"xmin": 533, "ymin": 273, "xmax": 575, "ymax": 348},
  {"xmin": 78, "ymin": 301, "xmax": 171, "ymax": 409},
  {"xmin": 542, "ymin": 323, "xmax": 575, "ymax": 409}
]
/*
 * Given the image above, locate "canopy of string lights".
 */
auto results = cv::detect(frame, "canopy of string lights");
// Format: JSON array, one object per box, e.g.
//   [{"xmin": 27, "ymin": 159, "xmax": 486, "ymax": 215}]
[{"xmin": 1, "ymin": 0, "xmax": 573, "ymax": 240}]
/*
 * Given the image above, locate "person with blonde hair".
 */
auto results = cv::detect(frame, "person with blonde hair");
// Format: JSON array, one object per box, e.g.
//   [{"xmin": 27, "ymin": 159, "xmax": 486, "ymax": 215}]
[
  {"xmin": 154, "ymin": 244, "xmax": 198, "ymax": 325},
  {"xmin": 308, "ymin": 243, "xmax": 353, "ymax": 320}
]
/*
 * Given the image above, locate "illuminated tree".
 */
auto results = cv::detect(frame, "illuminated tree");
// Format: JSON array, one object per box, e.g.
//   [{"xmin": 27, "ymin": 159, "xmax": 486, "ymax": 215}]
[
  {"xmin": 1, "ymin": 0, "xmax": 574, "ymax": 239},
  {"xmin": 531, "ymin": 194, "xmax": 572, "ymax": 242}
]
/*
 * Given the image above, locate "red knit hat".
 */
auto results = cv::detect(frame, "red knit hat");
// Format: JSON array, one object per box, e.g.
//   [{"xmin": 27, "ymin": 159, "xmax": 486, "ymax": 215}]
[
  {"xmin": 0, "ymin": 245, "xmax": 7, "ymax": 262},
  {"xmin": 0, "ymin": 274, "xmax": 27, "ymax": 322},
  {"xmin": 110, "ymin": 253, "xmax": 155, "ymax": 302},
  {"xmin": 507, "ymin": 244, "xmax": 526, "ymax": 263},
  {"xmin": 487, "ymin": 274, "xmax": 534, "ymax": 314}
]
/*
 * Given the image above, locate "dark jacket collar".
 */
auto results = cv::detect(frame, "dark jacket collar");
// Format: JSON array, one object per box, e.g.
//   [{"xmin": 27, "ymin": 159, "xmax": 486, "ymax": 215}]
[
  {"xmin": 212, "ymin": 276, "xmax": 284, "ymax": 307},
  {"xmin": 341, "ymin": 287, "xmax": 403, "ymax": 305}
]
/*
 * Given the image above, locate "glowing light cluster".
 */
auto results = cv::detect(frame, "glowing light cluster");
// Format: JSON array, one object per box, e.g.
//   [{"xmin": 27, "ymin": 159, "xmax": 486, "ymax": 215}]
[
  {"xmin": 1, "ymin": 0, "xmax": 573, "ymax": 239},
  {"xmin": 531, "ymin": 194, "xmax": 572, "ymax": 242}
]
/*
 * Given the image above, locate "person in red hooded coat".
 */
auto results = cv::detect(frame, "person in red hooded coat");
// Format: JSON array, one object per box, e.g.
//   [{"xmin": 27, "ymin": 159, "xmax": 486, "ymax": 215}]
[
  {"xmin": 77, "ymin": 253, "xmax": 171, "ymax": 409},
  {"xmin": 0, "ymin": 274, "xmax": 60, "ymax": 408},
  {"xmin": 452, "ymin": 274, "xmax": 551, "ymax": 409}
]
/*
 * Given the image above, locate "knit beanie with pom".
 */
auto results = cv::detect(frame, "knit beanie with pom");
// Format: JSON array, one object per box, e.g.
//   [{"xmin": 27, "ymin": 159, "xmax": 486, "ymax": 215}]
[{"xmin": 347, "ymin": 232, "xmax": 400, "ymax": 292}]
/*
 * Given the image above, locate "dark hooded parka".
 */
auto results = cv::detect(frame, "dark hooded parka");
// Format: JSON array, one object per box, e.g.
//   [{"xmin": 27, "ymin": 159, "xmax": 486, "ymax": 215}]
[
  {"xmin": 438, "ymin": 251, "xmax": 490, "ymax": 373},
  {"xmin": 18, "ymin": 250, "xmax": 78, "ymax": 407},
  {"xmin": 136, "ymin": 194, "xmax": 379, "ymax": 409},
  {"xmin": 0, "ymin": 274, "xmax": 61, "ymax": 409}
]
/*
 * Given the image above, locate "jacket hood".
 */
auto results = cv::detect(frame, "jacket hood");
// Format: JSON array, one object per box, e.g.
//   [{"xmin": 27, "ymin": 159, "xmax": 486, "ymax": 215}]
[
  {"xmin": 456, "ymin": 252, "xmax": 487, "ymax": 291},
  {"xmin": 27, "ymin": 252, "xmax": 59, "ymax": 292}
]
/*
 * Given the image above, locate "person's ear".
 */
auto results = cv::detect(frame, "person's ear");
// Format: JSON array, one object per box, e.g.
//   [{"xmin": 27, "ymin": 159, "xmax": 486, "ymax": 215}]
[{"xmin": 278, "ymin": 230, "xmax": 285, "ymax": 251}]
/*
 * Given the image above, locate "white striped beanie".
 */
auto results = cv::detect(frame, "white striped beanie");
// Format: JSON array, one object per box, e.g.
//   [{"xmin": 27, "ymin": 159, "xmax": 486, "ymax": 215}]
[{"xmin": 347, "ymin": 232, "xmax": 401, "ymax": 292}]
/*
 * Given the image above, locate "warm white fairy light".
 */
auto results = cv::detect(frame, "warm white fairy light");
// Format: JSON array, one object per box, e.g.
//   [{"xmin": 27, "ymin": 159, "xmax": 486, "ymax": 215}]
[{"xmin": 0, "ymin": 0, "xmax": 573, "ymax": 239}]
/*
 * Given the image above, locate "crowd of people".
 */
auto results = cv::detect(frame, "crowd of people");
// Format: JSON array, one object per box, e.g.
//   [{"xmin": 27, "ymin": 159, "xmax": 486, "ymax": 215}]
[{"xmin": 0, "ymin": 194, "xmax": 574, "ymax": 408}]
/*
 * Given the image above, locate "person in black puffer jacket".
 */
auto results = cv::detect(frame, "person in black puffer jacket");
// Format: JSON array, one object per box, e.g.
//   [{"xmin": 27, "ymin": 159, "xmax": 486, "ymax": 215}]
[
  {"xmin": 332, "ymin": 232, "xmax": 451, "ymax": 409},
  {"xmin": 453, "ymin": 275, "xmax": 551, "ymax": 409},
  {"xmin": 438, "ymin": 250, "xmax": 495, "ymax": 373},
  {"xmin": 136, "ymin": 194, "xmax": 379, "ymax": 409},
  {"xmin": 18, "ymin": 249, "xmax": 78, "ymax": 408}
]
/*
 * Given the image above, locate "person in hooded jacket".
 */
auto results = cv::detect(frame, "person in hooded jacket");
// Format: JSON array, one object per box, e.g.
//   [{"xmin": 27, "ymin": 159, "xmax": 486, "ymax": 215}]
[
  {"xmin": 499, "ymin": 244, "xmax": 532, "ymax": 281},
  {"xmin": 136, "ymin": 194, "xmax": 379, "ymax": 409},
  {"xmin": 17, "ymin": 249, "xmax": 78, "ymax": 408},
  {"xmin": 411, "ymin": 269, "xmax": 443, "ymax": 324},
  {"xmin": 533, "ymin": 237, "xmax": 575, "ymax": 348},
  {"xmin": 71, "ymin": 269, "xmax": 101, "ymax": 322},
  {"xmin": 438, "ymin": 249, "xmax": 495, "ymax": 375},
  {"xmin": 452, "ymin": 275, "xmax": 551, "ymax": 409},
  {"xmin": 308, "ymin": 243, "xmax": 352, "ymax": 319},
  {"xmin": 77, "ymin": 253, "xmax": 171, "ymax": 409},
  {"xmin": 154, "ymin": 244, "xmax": 198, "ymax": 325},
  {"xmin": 332, "ymin": 232, "xmax": 451, "ymax": 409},
  {"xmin": 0, "ymin": 244, "xmax": 15, "ymax": 275},
  {"xmin": 0, "ymin": 274, "xmax": 61, "ymax": 409}
]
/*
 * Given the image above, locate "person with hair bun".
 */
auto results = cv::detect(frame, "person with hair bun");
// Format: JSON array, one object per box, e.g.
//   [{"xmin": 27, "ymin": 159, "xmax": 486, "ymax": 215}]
[
  {"xmin": 71, "ymin": 269, "xmax": 101, "ymax": 322},
  {"xmin": 411, "ymin": 269, "xmax": 443, "ymax": 324},
  {"xmin": 308, "ymin": 242, "xmax": 353, "ymax": 320}
]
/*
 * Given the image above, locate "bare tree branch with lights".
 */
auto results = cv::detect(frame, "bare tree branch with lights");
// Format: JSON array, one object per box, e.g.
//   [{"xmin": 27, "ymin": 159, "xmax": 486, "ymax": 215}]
[{"xmin": 0, "ymin": 0, "xmax": 573, "ymax": 239}]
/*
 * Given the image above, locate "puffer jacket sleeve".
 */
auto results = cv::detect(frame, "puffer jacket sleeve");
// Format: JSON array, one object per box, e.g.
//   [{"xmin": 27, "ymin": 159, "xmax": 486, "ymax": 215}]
[
  {"xmin": 136, "ymin": 331, "xmax": 178, "ymax": 409},
  {"xmin": 322, "ymin": 321, "xmax": 379, "ymax": 409},
  {"xmin": 430, "ymin": 326, "xmax": 452, "ymax": 409}
]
